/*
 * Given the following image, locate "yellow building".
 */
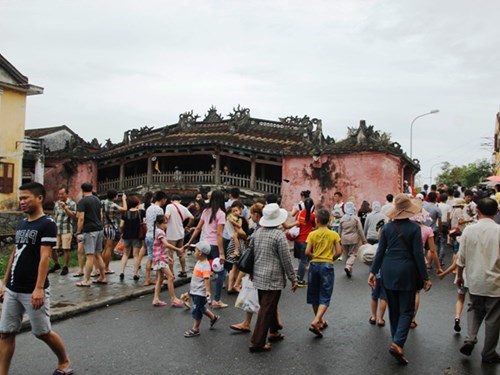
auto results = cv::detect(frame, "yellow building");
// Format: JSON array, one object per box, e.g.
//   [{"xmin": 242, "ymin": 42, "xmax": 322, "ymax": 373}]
[{"xmin": 0, "ymin": 54, "xmax": 43, "ymax": 210}]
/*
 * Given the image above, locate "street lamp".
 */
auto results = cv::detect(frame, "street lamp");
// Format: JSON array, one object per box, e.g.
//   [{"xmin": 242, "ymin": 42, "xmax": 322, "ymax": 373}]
[
  {"xmin": 429, "ymin": 161, "xmax": 446, "ymax": 185},
  {"xmin": 410, "ymin": 109, "xmax": 439, "ymax": 159}
]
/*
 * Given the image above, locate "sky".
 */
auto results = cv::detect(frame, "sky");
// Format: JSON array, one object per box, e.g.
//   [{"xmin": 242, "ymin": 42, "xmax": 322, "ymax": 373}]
[{"xmin": 1, "ymin": 0, "xmax": 498, "ymax": 186}]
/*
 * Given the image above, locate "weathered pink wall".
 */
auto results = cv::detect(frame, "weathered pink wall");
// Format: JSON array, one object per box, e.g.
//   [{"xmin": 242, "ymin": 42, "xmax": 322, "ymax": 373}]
[
  {"xmin": 43, "ymin": 160, "xmax": 98, "ymax": 206},
  {"xmin": 282, "ymin": 152, "xmax": 404, "ymax": 211}
]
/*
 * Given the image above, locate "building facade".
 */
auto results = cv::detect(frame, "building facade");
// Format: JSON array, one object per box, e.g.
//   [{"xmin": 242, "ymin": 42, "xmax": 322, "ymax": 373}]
[{"xmin": 0, "ymin": 54, "xmax": 43, "ymax": 210}]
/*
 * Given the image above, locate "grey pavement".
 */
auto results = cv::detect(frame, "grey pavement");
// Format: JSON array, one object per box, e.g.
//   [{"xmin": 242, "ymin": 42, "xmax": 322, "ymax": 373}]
[{"xmin": 0, "ymin": 251, "xmax": 196, "ymax": 330}]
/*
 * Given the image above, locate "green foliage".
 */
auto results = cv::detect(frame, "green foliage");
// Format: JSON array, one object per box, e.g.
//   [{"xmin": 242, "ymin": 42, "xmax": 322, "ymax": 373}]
[{"xmin": 436, "ymin": 159, "xmax": 493, "ymax": 187}]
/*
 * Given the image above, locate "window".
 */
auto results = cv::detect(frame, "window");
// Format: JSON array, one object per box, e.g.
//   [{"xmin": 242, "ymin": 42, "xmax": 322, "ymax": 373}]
[{"xmin": 0, "ymin": 162, "xmax": 14, "ymax": 194}]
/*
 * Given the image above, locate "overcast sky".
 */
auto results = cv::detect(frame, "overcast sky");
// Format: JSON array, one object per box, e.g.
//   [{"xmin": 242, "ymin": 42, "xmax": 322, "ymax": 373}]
[{"xmin": 1, "ymin": 0, "xmax": 498, "ymax": 186}]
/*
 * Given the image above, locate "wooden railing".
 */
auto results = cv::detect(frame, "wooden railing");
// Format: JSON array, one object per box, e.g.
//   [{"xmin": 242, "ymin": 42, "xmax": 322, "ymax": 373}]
[{"xmin": 97, "ymin": 171, "xmax": 281, "ymax": 195}]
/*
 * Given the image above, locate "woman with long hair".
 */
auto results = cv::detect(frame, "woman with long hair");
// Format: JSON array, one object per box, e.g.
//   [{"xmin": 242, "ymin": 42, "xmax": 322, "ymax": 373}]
[{"xmin": 185, "ymin": 190, "xmax": 228, "ymax": 308}]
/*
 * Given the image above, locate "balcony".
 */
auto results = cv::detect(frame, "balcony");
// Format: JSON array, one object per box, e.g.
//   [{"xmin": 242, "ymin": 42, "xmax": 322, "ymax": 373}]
[{"xmin": 97, "ymin": 171, "xmax": 281, "ymax": 196}]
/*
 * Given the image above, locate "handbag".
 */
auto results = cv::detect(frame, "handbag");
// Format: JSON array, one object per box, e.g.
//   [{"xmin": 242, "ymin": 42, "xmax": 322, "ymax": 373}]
[
  {"xmin": 237, "ymin": 242, "xmax": 254, "ymax": 274},
  {"xmin": 448, "ymin": 227, "xmax": 462, "ymax": 238},
  {"xmin": 138, "ymin": 221, "xmax": 147, "ymax": 240},
  {"xmin": 392, "ymin": 222, "xmax": 424, "ymax": 290}
]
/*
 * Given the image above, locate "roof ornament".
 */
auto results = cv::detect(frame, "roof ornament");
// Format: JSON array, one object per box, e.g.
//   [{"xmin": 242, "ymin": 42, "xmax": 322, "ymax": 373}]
[
  {"xmin": 203, "ymin": 106, "xmax": 224, "ymax": 122},
  {"xmin": 228, "ymin": 105, "xmax": 250, "ymax": 132},
  {"xmin": 179, "ymin": 110, "xmax": 199, "ymax": 130}
]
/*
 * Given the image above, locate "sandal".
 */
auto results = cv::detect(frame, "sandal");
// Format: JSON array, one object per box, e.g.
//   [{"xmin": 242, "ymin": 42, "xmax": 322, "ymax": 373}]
[
  {"xmin": 389, "ymin": 344, "xmax": 409, "ymax": 365},
  {"xmin": 309, "ymin": 324, "xmax": 323, "ymax": 338},
  {"xmin": 230, "ymin": 324, "xmax": 251, "ymax": 333},
  {"xmin": 72, "ymin": 273, "xmax": 84, "ymax": 278},
  {"xmin": 369, "ymin": 317, "xmax": 376, "ymax": 325},
  {"xmin": 184, "ymin": 329, "xmax": 200, "ymax": 338},
  {"xmin": 76, "ymin": 282, "xmax": 90, "ymax": 288},
  {"xmin": 320, "ymin": 320, "xmax": 329, "ymax": 330},
  {"xmin": 377, "ymin": 319, "xmax": 386, "ymax": 327},
  {"xmin": 268, "ymin": 333, "xmax": 285, "ymax": 342},
  {"xmin": 410, "ymin": 321, "xmax": 418, "ymax": 329},
  {"xmin": 249, "ymin": 343, "xmax": 272, "ymax": 353},
  {"xmin": 210, "ymin": 314, "xmax": 220, "ymax": 328},
  {"xmin": 53, "ymin": 369, "xmax": 74, "ymax": 375}
]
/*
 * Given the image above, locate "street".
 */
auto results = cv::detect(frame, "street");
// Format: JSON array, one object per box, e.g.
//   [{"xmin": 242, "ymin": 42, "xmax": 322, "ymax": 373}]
[{"xmin": 8, "ymin": 258, "xmax": 498, "ymax": 375}]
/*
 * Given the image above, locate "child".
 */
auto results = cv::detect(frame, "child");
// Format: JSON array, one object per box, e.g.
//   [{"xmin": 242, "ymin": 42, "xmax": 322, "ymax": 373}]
[
  {"xmin": 226, "ymin": 201, "xmax": 244, "ymax": 257},
  {"xmin": 184, "ymin": 241, "xmax": 220, "ymax": 337},
  {"xmin": 369, "ymin": 220, "xmax": 387, "ymax": 327},
  {"xmin": 305, "ymin": 208, "xmax": 342, "ymax": 337},
  {"xmin": 226, "ymin": 220, "xmax": 249, "ymax": 294},
  {"xmin": 438, "ymin": 257, "xmax": 467, "ymax": 332},
  {"xmin": 152, "ymin": 215, "xmax": 184, "ymax": 307}
]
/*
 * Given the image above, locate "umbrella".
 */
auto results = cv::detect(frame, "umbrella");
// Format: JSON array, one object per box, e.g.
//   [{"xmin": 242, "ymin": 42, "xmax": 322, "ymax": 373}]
[{"xmin": 486, "ymin": 175, "xmax": 500, "ymax": 183}]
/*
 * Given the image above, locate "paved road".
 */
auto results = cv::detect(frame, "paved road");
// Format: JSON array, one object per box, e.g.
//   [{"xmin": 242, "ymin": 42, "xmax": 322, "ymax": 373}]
[{"xmin": 8, "ymin": 258, "xmax": 499, "ymax": 375}]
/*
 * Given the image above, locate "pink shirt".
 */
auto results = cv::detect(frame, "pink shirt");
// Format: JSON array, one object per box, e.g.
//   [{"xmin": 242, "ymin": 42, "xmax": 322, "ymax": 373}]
[
  {"xmin": 153, "ymin": 228, "xmax": 167, "ymax": 264},
  {"xmin": 201, "ymin": 208, "xmax": 225, "ymax": 246}
]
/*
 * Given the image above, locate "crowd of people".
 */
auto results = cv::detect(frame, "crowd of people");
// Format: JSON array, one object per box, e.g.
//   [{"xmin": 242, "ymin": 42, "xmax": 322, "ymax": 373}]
[{"xmin": 0, "ymin": 181, "xmax": 499, "ymax": 373}]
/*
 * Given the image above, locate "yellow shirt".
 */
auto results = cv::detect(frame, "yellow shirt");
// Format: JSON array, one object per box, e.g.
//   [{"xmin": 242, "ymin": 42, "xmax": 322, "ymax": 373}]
[
  {"xmin": 496, "ymin": 191, "xmax": 500, "ymax": 204},
  {"xmin": 306, "ymin": 227, "xmax": 341, "ymax": 264}
]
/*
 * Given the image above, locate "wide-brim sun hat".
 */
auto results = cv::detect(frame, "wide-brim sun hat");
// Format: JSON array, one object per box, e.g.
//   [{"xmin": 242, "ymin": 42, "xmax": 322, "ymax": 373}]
[
  {"xmin": 386, "ymin": 193, "xmax": 422, "ymax": 220},
  {"xmin": 260, "ymin": 203, "xmax": 288, "ymax": 227}
]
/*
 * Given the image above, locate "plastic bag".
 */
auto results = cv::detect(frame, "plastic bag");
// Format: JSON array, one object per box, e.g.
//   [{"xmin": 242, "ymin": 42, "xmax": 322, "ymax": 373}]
[
  {"xmin": 357, "ymin": 243, "xmax": 376, "ymax": 265},
  {"xmin": 235, "ymin": 275, "xmax": 260, "ymax": 314},
  {"xmin": 113, "ymin": 239, "xmax": 125, "ymax": 257}
]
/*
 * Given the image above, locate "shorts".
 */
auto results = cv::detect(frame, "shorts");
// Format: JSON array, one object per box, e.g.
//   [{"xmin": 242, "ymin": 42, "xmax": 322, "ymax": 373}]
[
  {"xmin": 103, "ymin": 225, "xmax": 121, "ymax": 241},
  {"xmin": 145, "ymin": 237, "xmax": 154, "ymax": 261},
  {"xmin": 83, "ymin": 231, "xmax": 103, "ymax": 255},
  {"xmin": 122, "ymin": 238, "xmax": 142, "ymax": 249},
  {"xmin": 0, "ymin": 288, "xmax": 51, "ymax": 336},
  {"xmin": 371, "ymin": 278, "xmax": 387, "ymax": 300},
  {"xmin": 190, "ymin": 294, "xmax": 207, "ymax": 320},
  {"xmin": 307, "ymin": 262, "xmax": 334, "ymax": 306},
  {"xmin": 54, "ymin": 233, "xmax": 72, "ymax": 250},
  {"xmin": 152, "ymin": 261, "xmax": 169, "ymax": 271},
  {"xmin": 167, "ymin": 239, "xmax": 184, "ymax": 257}
]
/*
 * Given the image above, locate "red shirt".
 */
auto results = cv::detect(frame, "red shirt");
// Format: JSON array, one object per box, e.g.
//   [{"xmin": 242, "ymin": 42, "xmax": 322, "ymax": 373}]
[{"xmin": 296, "ymin": 210, "xmax": 316, "ymax": 243}]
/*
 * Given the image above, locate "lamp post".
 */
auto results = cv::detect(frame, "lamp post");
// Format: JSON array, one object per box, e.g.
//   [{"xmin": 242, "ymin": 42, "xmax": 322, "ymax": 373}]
[
  {"xmin": 410, "ymin": 109, "xmax": 439, "ymax": 159},
  {"xmin": 429, "ymin": 161, "xmax": 446, "ymax": 185}
]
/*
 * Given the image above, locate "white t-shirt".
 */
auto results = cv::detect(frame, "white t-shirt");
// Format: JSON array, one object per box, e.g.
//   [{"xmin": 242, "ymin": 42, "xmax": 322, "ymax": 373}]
[
  {"xmin": 438, "ymin": 202, "xmax": 452, "ymax": 224},
  {"xmin": 165, "ymin": 202, "xmax": 194, "ymax": 241},
  {"xmin": 145, "ymin": 204, "xmax": 165, "ymax": 238}
]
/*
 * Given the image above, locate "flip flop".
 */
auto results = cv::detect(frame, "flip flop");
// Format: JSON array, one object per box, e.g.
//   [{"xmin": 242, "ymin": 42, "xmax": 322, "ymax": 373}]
[
  {"xmin": 105, "ymin": 270, "xmax": 115, "ymax": 275},
  {"xmin": 72, "ymin": 273, "xmax": 84, "ymax": 278},
  {"xmin": 268, "ymin": 333, "xmax": 285, "ymax": 342},
  {"xmin": 90, "ymin": 273, "xmax": 100, "ymax": 278},
  {"xmin": 320, "ymin": 320, "xmax": 329, "ymax": 330},
  {"xmin": 309, "ymin": 325, "xmax": 323, "ymax": 338},
  {"xmin": 76, "ymin": 282, "xmax": 90, "ymax": 288},
  {"xmin": 153, "ymin": 301, "xmax": 168, "ymax": 307},
  {"xmin": 389, "ymin": 347, "xmax": 409, "ymax": 365},
  {"xmin": 369, "ymin": 317, "xmax": 376, "ymax": 325},
  {"xmin": 378, "ymin": 319, "xmax": 386, "ymax": 327},
  {"xmin": 230, "ymin": 324, "xmax": 251, "ymax": 333},
  {"xmin": 92, "ymin": 280, "xmax": 108, "ymax": 285},
  {"xmin": 53, "ymin": 369, "xmax": 74, "ymax": 375}
]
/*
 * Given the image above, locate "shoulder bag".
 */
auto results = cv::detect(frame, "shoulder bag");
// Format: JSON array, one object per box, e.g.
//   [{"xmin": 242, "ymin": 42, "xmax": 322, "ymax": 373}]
[{"xmin": 237, "ymin": 240, "xmax": 254, "ymax": 274}]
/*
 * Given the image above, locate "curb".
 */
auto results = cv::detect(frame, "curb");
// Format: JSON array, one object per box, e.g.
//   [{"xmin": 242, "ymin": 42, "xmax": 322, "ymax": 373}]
[{"xmin": 19, "ymin": 277, "xmax": 192, "ymax": 332}]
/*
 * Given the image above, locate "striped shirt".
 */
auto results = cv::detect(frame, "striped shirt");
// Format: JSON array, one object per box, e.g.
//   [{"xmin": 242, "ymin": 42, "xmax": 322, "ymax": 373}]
[
  {"xmin": 102, "ymin": 199, "xmax": 122, "ymax": 227},
  {"xmin": 53, "ymin": 199, "xmax": 76, "ymax": 234}
]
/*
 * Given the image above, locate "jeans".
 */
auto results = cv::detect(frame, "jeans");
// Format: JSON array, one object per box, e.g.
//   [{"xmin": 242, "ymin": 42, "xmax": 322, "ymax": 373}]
[
  {"xmin": 295, "ymin": 242, "xmax": 308, "ymax": 281},
  {"xmin": 209, "ymin": 244, "xmax": 226, "ymax": 302},
  {"xmin": 307, "ymin": 262, "xmax": 335, "ymax": 306}
]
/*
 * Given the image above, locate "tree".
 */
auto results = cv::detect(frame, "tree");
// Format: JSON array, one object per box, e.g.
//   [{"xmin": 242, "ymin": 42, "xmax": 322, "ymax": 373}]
[{"xmin": 436, "ymin": 159, "xmax": 493, "ymax": 187}]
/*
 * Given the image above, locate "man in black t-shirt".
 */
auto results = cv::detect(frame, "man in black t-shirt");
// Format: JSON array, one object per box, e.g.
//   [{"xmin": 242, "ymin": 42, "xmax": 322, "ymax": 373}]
[
  {"xmin": 76, "ymin": 182, "xmax": 107, "ymax": 287},
  {"xmin": 0, "ymin": 182, "xmax": 72, "ymax": 374}
]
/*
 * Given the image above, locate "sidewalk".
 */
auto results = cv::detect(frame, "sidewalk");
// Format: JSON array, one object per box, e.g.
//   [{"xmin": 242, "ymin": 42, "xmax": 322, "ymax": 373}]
[{"xmin": 0, "ymin": 252, "xmax": 196, "ymax": 331}]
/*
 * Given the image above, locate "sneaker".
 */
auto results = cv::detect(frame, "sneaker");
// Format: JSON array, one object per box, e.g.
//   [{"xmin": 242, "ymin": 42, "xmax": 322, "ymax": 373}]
[
  {"xmin": 60, "ymin": 266, "xmax": 69, "ymax": 276},
  {"xmin": 212, "ymin": 301, "xmax": 228, "ymax": 309},
  {"xmin": 178, "ymin": 271, "xmax": 188, "ymax": 278},
  {"xmin": 337, "ymin": 256, "xmax": 343, "ymax": 261},
  {"xmin": 454, "ymin": 318, "xmax": 461, "ymax": 332},
  {"xmin": 48, "ymin": 264, "xmax": 61, "ymax": 273},
  {"xmin": 210, "ymin": 314, "xmax": 220, "ymax": 328},
  {"xmin": 297, "ymin": 280, "xmax": 307, "ymax": 288}
]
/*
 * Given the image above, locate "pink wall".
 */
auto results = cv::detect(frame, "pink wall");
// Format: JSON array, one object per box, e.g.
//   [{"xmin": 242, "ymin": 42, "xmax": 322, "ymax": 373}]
[
  {"xmin": 43, "ymin": 160, "xmax": 97, "ymax": 206},
  {"xmin": 282, "ymin": 152, "xmax": 404, "ymax": 211}
]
